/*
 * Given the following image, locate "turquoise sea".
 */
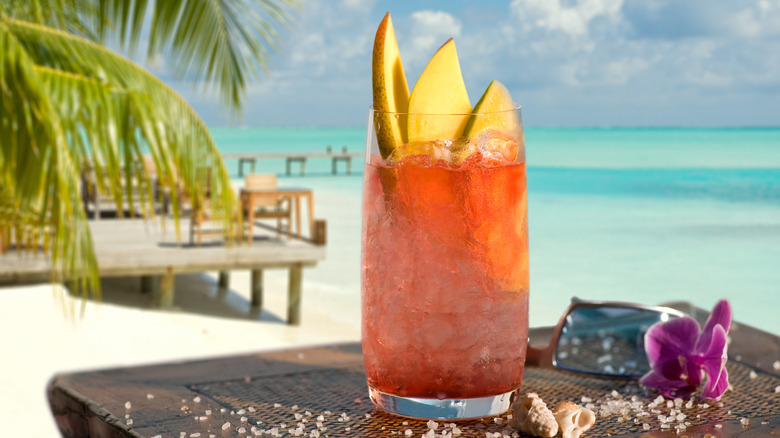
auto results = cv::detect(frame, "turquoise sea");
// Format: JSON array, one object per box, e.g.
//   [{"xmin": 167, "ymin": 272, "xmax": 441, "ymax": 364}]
[{"xmin": 212, "ymin": 127, "xmax": 780, "ymax": 335}]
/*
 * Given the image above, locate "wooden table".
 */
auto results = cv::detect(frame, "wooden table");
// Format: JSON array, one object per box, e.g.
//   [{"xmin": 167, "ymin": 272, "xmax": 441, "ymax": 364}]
[
  {"xmin": 48, "ymin": 303, "xmax": 780, "ymax": 437},
  {"xmin": 241, "ymin": 187, "xmax": 314, "ymax": 242}
]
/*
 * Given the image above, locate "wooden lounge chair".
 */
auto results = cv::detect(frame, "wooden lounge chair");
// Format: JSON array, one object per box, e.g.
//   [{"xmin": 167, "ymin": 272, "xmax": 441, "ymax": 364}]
[{"xmin": 243, "ymin": 173, "xmax": 292, "ymax": 239}]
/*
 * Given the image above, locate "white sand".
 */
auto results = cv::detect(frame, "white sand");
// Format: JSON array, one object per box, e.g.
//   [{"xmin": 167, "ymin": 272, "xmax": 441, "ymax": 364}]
[
  {"xmin": 0, "ymin": 177, "xmax": 363, "ymax": 436},
  {"xmin": 1, "ymin": 274, "xmax": 361, "ymax": 436}
]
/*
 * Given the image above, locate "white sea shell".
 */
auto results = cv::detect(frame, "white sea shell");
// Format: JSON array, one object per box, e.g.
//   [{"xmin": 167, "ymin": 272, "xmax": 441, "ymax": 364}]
[
  {"xmin": 509, "ymin": 393, "xmax": 558, "ymax": 438},
  {"xmin": 552, "ymin": 401, "xmax": 596, "ymax": 438}
]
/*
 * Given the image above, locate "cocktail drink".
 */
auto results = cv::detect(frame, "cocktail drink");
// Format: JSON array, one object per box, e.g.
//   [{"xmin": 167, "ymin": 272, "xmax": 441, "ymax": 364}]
[{"xmin": 361, "ymin": 13, "xmax": 529, "ymax": 420}]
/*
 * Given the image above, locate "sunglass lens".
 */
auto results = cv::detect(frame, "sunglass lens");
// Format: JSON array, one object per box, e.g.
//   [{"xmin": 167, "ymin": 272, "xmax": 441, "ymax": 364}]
[{"xmin": 554, "ymin": 306, "xmax": 677, "ymax": 378}]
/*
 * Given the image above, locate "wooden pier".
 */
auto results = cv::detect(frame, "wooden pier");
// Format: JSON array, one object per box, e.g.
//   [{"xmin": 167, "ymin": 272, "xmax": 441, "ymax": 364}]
[
  {"xmin": 0, "ymin": 218, "xmax": 326, "ymax": 325},
  {"xmin": 222, "ymin": 150, "xmax": 363, "ymax": 177}
]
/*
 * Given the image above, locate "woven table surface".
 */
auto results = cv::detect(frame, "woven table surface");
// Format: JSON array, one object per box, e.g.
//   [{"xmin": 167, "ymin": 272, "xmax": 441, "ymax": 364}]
[
  {"xmin": 48, "ymin": 304, "xmax": 780, "ymax": 437},
  {"xmin": 186, "ymin": 359, "xmax": 779, "ymax": 437}
]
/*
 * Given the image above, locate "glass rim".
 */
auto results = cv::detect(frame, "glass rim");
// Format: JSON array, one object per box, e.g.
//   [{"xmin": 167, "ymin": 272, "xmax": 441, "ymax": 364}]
[{"xmin": 369, "ymin": 104, "xmax": 521, "ymax": 116}]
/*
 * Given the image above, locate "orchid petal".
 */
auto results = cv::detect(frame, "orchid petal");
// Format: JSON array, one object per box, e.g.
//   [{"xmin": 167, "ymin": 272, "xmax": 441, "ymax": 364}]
[
  {"xmin": 639, "ymin": 371, "xmax": 695, "ymax": 399},
  {"xmin": 684, "ymin": 355, "xmax": 703, "ymax": 388},
  {"xmin": 702, "ymin": 366, "xmax": 729, "ymax": 400},
  {"xmin": 641, "ymin": 300, "xmax": 732, "ymax": 400},
  {"xmin": 645, "ymin": 317, "xmax": 700, "ymax": 368},
  {"xmin": 698, "ymin": 324, "xmax": 729, "ymax": 398},
  {"xmin": 696, "ymin": 299, "xmax": 732, "ymax": 354}
]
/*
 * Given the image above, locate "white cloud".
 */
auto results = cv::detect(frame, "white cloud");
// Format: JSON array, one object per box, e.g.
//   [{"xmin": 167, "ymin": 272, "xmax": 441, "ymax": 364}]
[
  {"xmin": 169, "ymin": 0, "xmax": 780, "ymax": 127},
  {"xmin": 510, "ymin": 0, "xmax": 623, "ymax": 38},
  {"xmin": 403, "ymin": 10, "xmax": 463, "ymax": 74}
]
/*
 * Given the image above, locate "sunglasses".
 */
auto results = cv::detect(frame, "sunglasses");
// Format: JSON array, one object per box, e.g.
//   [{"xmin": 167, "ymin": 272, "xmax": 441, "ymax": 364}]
[{"xmin": 526, "ymin": 299, "xmax": 687, "ymax": 378}]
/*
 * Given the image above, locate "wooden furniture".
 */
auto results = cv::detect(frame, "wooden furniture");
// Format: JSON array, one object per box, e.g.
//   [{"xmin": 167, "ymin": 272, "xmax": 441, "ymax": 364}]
[
  {"xmin": 241, "ymin": 185, "xmax": 313, "ymax": 243},
  {"xmin": 243, "ymin": 174, "xmax": 292, "ymax": 239},
  {"xmin": 0, "ymin": 218, "xmax": 325, "ymax": 322},
  {"xmin": 224, "ymin": 150, "xmax": 363, "ymax": 177},
  {"xmin": 46, "ymin": 303, "xmax": 780, "ymax": 437},
  {"xmin": 188, "ymin": 167, "xmax": 221, "ymax": 246}
]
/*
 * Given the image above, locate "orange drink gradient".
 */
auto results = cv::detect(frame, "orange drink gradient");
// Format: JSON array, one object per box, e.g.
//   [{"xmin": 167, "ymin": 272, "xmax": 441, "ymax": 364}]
[{"xmin": 361, "ymin": 146, "xmax": 529, "ymax": 400}]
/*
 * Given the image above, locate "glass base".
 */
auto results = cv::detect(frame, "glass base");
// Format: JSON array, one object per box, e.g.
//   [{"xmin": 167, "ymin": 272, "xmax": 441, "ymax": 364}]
[{"xmin": 368, "ymin": 386, "xmax": 517, "ymax": 420}]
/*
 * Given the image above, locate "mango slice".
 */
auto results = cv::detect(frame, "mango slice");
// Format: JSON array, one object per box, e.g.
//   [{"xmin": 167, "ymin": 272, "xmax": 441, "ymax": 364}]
[
  {"xmin": 407, "ymin": 39, "xmax": 471, "ymax": 142},
  {"xmin": 372, "ymin": 12, "xmax": 410, "ymax": 159}
]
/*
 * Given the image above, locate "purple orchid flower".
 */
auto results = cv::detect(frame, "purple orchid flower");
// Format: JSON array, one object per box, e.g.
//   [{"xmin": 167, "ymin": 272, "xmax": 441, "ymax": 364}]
[{"xmin": 640, "ymin": 299, "xmax": 731, "ymax": 400}]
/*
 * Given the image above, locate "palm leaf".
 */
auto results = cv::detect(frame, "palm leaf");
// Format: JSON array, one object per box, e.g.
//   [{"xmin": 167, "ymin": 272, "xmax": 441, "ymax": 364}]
[
  {"xmin": 1, "ymin": 16, "xmax": 240, "ymax": 299},
  {"xmin": 97, "ymin": 0, "xmax": 300, "ymax": 114}
]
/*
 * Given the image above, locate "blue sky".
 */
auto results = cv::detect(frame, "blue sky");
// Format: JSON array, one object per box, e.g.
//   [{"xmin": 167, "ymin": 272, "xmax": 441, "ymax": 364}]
[{"xmin": 158, "ymin": 0, "xmax": 780, "ymax": 128}]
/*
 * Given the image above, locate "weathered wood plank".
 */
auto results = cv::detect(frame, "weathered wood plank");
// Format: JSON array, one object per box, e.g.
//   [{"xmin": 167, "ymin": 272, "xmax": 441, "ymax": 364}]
[{"xmin": 0, "ymin": 218, "xmax": 325, "ymax": 283}]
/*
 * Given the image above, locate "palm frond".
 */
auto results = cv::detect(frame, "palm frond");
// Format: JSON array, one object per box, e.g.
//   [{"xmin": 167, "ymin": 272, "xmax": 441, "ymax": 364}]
[
  {"xmin": 98, "ymin": 0, "xmax": 300, "ymax": 115},
  {"xmin": 1, "ymin": 16, "xmax": 240, "ymax": 298}
]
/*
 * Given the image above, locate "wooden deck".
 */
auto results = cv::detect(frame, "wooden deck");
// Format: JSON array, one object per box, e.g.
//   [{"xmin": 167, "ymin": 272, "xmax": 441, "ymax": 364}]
[
  {"xmin": 222, "ymin": 151, "xmax": 363, "ymax": 176},
  {"xmin": 0, "ymin": 218, "xmax": 326, "ymax": 324}
]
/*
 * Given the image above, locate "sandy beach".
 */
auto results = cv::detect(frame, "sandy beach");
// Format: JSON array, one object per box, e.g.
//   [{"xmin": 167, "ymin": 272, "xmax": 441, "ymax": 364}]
[{"xmin": 0, "ymin": 178, "xmax": 363, "ymax": 436}]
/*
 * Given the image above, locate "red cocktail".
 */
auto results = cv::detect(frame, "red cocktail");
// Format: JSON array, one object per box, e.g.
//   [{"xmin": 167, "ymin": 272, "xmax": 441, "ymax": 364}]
[{"xmin": 361, "ymin": 110, "xmax": 529, "ymax": 419}]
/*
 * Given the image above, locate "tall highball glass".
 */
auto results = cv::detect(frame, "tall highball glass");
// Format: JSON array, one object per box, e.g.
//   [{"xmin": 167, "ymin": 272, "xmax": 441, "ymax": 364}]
[{"xmin": 361, "ymin": 107, "xmax": 529, "ymax": 420}]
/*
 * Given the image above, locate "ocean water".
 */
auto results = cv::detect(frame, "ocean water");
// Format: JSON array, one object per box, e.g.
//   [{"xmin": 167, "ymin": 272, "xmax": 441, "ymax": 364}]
[{"xmin": 211, "ymin": 127, "xmax": 780, "ymax": 335}]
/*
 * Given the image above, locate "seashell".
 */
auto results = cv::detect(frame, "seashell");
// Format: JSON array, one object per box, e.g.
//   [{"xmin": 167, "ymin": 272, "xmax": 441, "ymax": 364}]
[
  {"xmin": 509, "ymin": 392, "xmax": 558, "ymax": 437},
  {"xmin": 552, "ymin": 401, "xmax": 596, "ymax": 438}
]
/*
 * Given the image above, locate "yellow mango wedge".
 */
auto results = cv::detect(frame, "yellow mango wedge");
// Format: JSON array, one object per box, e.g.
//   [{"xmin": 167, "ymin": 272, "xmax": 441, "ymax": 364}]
[
  {"xmin": 463, "ymin": 80, "xmax": 520, "ymax": 137},
  {"xmin": 407, "ymin": 39, "xmax": 471, "ymax": 142},
  {"xmin": 372, "ymin": 13, "xmax": 410, "ymax": 159},
  {"xmin": 463, "ymin": 80, "xmax": 523, "ymax": 162}
]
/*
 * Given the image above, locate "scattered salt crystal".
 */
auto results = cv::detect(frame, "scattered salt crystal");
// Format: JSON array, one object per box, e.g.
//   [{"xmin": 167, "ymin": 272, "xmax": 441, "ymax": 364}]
[
  {"xmin": 199, "ymin": 416, "xmax": 207, "ymax": 421},
  {"xmin": 291, "ymin": 405, "xmax": 299, "ymax": 410},
  {"xmin": 674, "ymin": 398, "xmax": 683, "ymax": 407},
  {"xmin": 774, "ymin": 360, "xmax": 780, "ymax": 370},
  {"xmin": 191, "ymin": 434, "xmax": 201, "ymax": 437},
  {"xmin": 740, "ymin": 418, "xmax": 750, "ymax": 427},
  {"xmin": 715, "ymin": 424, "xmax": 723, "ymax": 429},
  {"xmin": 404, "ymin": 430, "xmax": 413, "ymax": 436},
  {"xmin": 750, "ymin": 370, "xmax": 758, "ymax": 379},
  {"xmin": 238, "ymin": 409, "xmax": 246, "ymax": 415},
  {"xmin": 125, "ymin": 401, "xmax": 132, "ymax": 409},
  {"xmin": 221, "ymin": 408, "xmax": 227, "ymax": 413},
  {"xmin": 274, "ymin": 403, "xmax": 282, "ymax": 408},
  {"xmin": 642, "ymin": 424, "xmax": 650, "ymax": 430},
  {"xmin": 205, "ymin": 410, "xmax": 212, "ymax": 416},
  {"xmin": 125, "ymin": 414, "xmax": 130, "ymax": 419},
  {"xmin": 653, "ymin": 395, "xmax": 664, "ymax": 404},
  {"xmin": 248, "ymin": 407, "xmax": 256, "ymax": 412},
  {"xmin": 493, "ymin": 417, "xmax": 503, "ymax": 425},
  {"xmin": 775, "ymin": 385, "xmax": 780, "ymax": 393},
  {"xmin": 147, "ymin": 394, "xmax": 155, "ymax": 399},
  {"xmin": 427, "ymin": 420, "xmax": 439, "ymax": 430},
  {"xmin": 152, "ymin": 435, "xmax": 162, "ymax": 438},
  {"xmin": 193, "ymin": 396, "xmax": 201, "ymax": 403},
  {"xmin": 127, "ymin": 419, "xmax": 133, "ymax": 425},
  {"xmin": 677, "ymin": 414, "xmax": 686, "ymax": 421},
  {"xmin": 222, "ymin": 422, "xmax": 231, "ymax": 430},
  {"xmin": 238, "ymin": 427, "xmax": 246, "ymax": 433},
  {"xmin": 317, "ymin": 415, "xmax": 325, "ymax": 421}
]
